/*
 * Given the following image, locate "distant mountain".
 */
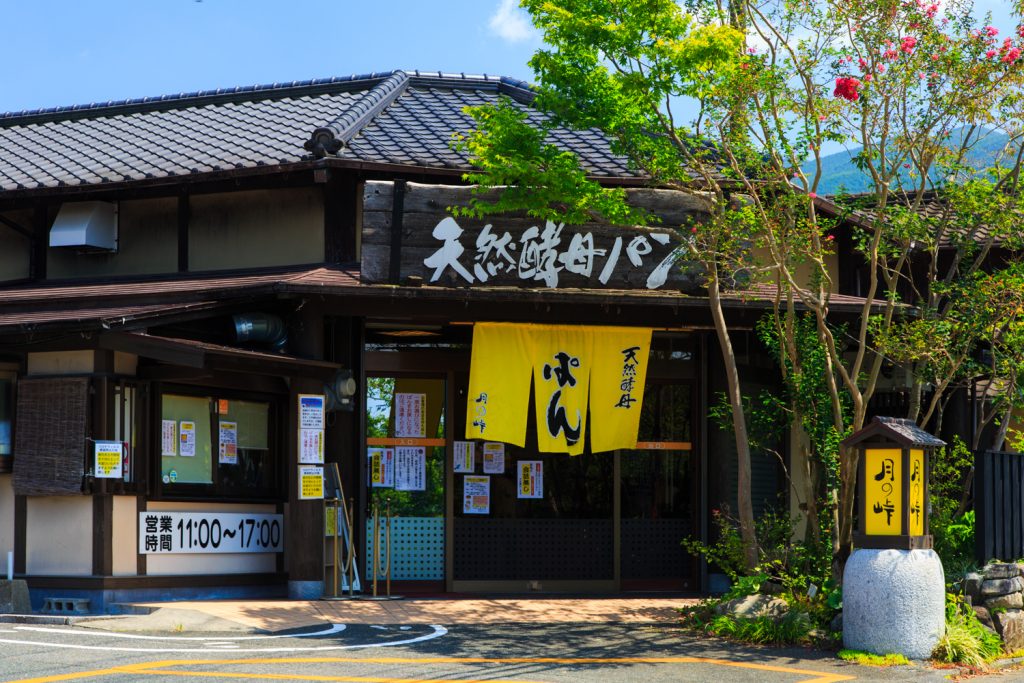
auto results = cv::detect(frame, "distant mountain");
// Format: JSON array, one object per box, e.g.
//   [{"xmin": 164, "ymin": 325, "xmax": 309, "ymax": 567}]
[{"xmin": 802, "ymin": 129, "xmax": 1011, "ymax": 196}]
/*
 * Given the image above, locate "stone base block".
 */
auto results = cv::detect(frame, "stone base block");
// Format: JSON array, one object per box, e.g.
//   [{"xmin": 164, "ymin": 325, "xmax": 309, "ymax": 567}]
[
  {"xmin": 842, "ymin": 548, "xmax": 945, "ymax": 660},
  {"xmin": 0, "ymin": 580, "xmax": 31, "ymax": 614},
  {"xmin": 287, "ymin": 580, "xmax": 323, "ymax": 600}
]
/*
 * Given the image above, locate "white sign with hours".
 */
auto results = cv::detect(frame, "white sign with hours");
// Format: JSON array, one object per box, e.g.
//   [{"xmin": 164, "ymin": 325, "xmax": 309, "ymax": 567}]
[{"xmin": 139, "ymin": 512, "xmax": 284, "ymax": 554}]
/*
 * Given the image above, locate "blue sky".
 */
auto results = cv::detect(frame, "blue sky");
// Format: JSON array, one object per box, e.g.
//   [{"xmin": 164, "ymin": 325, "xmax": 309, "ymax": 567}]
[{"xmin": 1, "ymin": 0, "xmax": 1015, "ymax": 115}]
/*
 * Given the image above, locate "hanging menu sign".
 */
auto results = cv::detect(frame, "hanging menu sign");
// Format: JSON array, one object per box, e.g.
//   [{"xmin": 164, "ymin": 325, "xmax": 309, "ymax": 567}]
[{"xmin": 395, "ymin": 446, "xmax": 426, "ymax": 491}]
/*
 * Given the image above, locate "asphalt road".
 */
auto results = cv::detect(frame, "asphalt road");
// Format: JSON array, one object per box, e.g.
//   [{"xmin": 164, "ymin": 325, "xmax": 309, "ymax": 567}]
[{"xmin": 0, "ymin": 620, "xmax": 987, "ymax": 683}]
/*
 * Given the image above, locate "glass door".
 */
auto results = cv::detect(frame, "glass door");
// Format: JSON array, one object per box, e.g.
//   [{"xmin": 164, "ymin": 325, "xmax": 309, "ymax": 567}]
[{"xmin": 364, "ymin": 376, "xmax": 446, "ymax": 585}]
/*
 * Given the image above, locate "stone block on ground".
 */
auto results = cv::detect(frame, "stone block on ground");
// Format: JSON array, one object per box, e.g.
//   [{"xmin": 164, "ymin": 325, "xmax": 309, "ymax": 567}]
[
  {"xmin": 981, "ymin": 576, "xmax": 1024, "ymax": 597},
  {"xmin": 964, "ymin": 572, "xmax": 983, "ymax": 600},
  {"xmin": 842, "ymin": 548, "xmax": 945, "ymax": 660},
  {"xmin": 0, "ymin": 580, "xmax": 30, "ymax": 614},
  {"xmin": 983, "ymin": 563, "xmax": 1021, "ymax": 580},
  {"xmin": 715, "ymin": 594, "xmax": 789, "ymax": 620},
  {"xmin": 986, "ymin": 592, "xmax": 1024, "ymax": 611},
  {"xmin": 996, "ymin": 610, "xmax": 1024, "ymax": 651},
  {"xmin": 974, "ymin": 606, "xmax": 995, "ymax": 631}
]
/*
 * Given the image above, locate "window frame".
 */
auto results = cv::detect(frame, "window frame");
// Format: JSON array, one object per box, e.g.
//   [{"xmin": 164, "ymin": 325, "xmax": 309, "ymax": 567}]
[{"xmin": 152, "ymin": 383, "xmax": 284, "ymax": 502}]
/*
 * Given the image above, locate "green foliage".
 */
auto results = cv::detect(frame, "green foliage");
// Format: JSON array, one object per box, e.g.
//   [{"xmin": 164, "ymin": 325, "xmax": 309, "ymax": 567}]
[
  {"xmin": 837, "ymin": 650, "xmax": 910, "ymax": 667},
  {"xmin": 703, "ymin": 612, "xmax": 814, "ymax": 646},
  {"xmin": 932, "ymin": 593, "xmax": 1003, "ymax": 666},
  {"xmin": 929, "ymin": 436, "xmax": 977, "ymax": 577}
]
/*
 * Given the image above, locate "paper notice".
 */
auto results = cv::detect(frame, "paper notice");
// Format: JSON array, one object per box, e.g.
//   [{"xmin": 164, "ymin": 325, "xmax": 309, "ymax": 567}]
[
  {"xmin": 395, "ymin": 446, "xmax": 426, "ymax": 491},
  {"xmin": 368, "ymin": 447, "xmax": 394, "ymax": 488},
  {"xmin": 518, "ymin": 460, "xmax": 543, "ymax": 499},
  {"xmin": 463, "ymin": 475, "xmax": 491, "ymax": 514},
  {"xmin": 453, "ymin": 441, "xmax": 474, "ymax": 473},
  {"xmin": 161, "ymin": 420, "xmax": 177, "ymax": 456},
  {"xmin": 179, "ymin": 421, "xmax": 196, "ymax": 457},
  {"xmin": 394, "ymin": 393, "xmax": 426, "ymax": 437},
  {"xmin": 299, "ymin": 428, "xmax": 324, "ymax": 464},
  {"xmin": 299, "ymin": 465, "xmax": 324, "ymax": 499},
  {"xmin": 482, "ymin": 442, "xmax": 505, "ymax": 474},
  {"xmin": 218, "ymin": 421, "xmax": 238, "ymax": 464}
]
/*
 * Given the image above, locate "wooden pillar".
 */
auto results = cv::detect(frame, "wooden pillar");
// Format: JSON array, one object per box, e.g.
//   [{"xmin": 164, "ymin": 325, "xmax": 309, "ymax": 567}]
[{"xmin": 287, "ymin": 301, "xmax": 326, "ymax": 599}]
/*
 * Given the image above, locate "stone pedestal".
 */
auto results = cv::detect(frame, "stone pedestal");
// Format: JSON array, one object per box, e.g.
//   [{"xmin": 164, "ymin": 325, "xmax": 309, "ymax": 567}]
[
  {"xmin": 0, "ymin": 580, "xmax": 30, "ymax": 614},
  {"xmin": 843, "ymin": 548, "xmax": 945, "ymax": 660}
]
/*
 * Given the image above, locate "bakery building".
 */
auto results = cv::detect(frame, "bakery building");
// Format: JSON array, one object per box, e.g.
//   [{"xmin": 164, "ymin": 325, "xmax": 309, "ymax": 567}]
[{"xmin": 0, "ymin": 70, "xmax": 871, "ymax": 609}]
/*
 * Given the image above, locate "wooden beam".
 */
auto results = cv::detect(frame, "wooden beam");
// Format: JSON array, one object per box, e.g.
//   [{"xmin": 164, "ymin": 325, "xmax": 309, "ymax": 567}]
[
  {"xmin": 388, "ymin": 180, "xmax": 407, "ymax": 284},
  {"xmin": 323, "ymin": 174, "xmax": 359, "ymax": 265},
  {"xmin": 14, "ymin": 495, "xmax": 26, "ymax": 574}
]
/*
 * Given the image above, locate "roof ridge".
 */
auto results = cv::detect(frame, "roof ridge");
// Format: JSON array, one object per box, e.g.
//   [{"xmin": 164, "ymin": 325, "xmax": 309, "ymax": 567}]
[
  {"xmin": 304, "ymin": 71, "xmax": 412, "ymax": 158},
  {"xmin": 0, "ymin": 70, "xmax": 518, "ymax": 128}
]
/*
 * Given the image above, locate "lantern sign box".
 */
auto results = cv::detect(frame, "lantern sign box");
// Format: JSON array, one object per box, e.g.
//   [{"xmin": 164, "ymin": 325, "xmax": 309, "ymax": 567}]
[{"xmin": 842, "ymin": 416, "xmax": 944, "ymax": 550}]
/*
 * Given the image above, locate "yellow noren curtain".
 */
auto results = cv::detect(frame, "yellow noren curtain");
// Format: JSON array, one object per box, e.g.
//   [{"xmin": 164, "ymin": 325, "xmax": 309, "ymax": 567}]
[
  {"xmin": 466, "ymin": 323, "xmax": 653, "ymax": 455},
  {"xmin": 589, "ymin": 327, "xmax": 653, "ymax": 453},
  {"xmin": 465, "ymin": 323, "xmax": 535, "ymax": 446}
]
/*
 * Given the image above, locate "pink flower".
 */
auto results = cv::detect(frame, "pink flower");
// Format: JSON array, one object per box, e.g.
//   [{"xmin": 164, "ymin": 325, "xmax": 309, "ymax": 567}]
[
  {"xmin": 858, "ymin": 57, "xmax": 869, "ymax": 70},
  {"xmin": 808, "ymin": 192, "xmax": 818, "ymax": 199},
  {"xmin": 931, "ymin": 53, "xmax": 939, "ymax": 60},
  {"xmin": 818, "ymin": 114, "xmax": 827, "ymax": 121},
  {"xmin": 901, "ymin": 36, "xmax": 918, "ymax": 53},
  {"xmin": 691, "ymin": 226, "xmax": 698, "ymax": 234},
  {"xmin": 987, "ymin": 49, "xmax": 998, "ymax": 58},
  {"xmin": 747, "ymin": 47, "xmax": 758, "ymax": 54},
  {"xmin": 924, "ymin": 4, "xmax": 938, "ymax": 18},
  {"xmin": 877, "ymin": 64, "xmax": 886, "ymax": 73},
  {"xmin": 985, "ymin": 25, "xmax": 999, "ymax": 37},
  {"xmin": 825, "ymin": 234, "xmax": 835, "ymax": 242},
  {"xmin": 740, "ymin": 62, "xmax": 749, "ymax": 70},
  {"xmin": 833, "ymin": 76, "xmax": 862, "ymax": 101},
  {"xmin": 884, "ymin": 48, "xmax": 899, "ymax": 60},
  {"xmin": 864, "ymin": 74, "xmax": 874, "ymax": 82},
  {"xmin": 918, "ymin": 71, "xmax": 926, "ymax": 79},
  {"xmin": 1002, "ymin": 47, "xmax": 1021, "ymax": 63},
  {"xmin": 1017, "ymin": 25, "xmax": 1024, "ymax": 38}
]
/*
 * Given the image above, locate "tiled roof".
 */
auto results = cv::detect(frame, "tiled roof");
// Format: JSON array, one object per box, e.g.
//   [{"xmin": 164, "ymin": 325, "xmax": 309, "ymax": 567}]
[{"xmin": 0, "ymin": 70, "xmax": 637, "ymax": 194}]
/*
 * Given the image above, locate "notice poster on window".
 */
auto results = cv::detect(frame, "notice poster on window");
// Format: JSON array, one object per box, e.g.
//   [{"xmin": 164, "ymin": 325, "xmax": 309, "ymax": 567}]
[
  {"xmin": 453, "ymin": 441, "xmax": 474, "ymax": 473},
  {"xmin": 299, "ymin": 465, "xmax": 324, "ymax": 500},
  {"xmin": 218, "ymin": 421, "xmax": 238, "ymax": 465},
  {"xmin": 299, "ymin": 429, "xmax": 324, "ymax": 464},
  {"xmin": 299, "ymin": 394, "xmax": 325, "ymax": 430},
  {"xmin": 161, "ymin": 420, "xmax": 177, "ymax": 456},
  {"xmin": 518, "ymin": 460, "xmax": 543, "ymax": 499},
  {"xmin": 482, "ymin": 442, "xmax": 505, "ymax": 474},
  {"xmin": 395, "ymin": 446, "xmax": 426, "ymax": 491},
  {"xmin": 368, "ymin": 447, "xmax": 394, "ymax": 488},
  {"xmin": 463, "ymin": 475, "xmax": 491, "ymax": 514},
  {"xmin": 94, "ymin": 440, "xmax": 123, "ymax": 479},
  {"xmin": 179, "ymin": 421, "xmax": 197, "ymax": 457},
  {"xmin": 394, "ymin": 393, "xmax": 426, "ymax": 438}
]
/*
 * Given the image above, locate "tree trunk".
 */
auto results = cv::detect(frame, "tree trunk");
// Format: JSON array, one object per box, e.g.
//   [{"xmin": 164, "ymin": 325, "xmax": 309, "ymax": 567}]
[{"xmin": 708, "ymin": 268, "xmax": 759, "ymax": 571}]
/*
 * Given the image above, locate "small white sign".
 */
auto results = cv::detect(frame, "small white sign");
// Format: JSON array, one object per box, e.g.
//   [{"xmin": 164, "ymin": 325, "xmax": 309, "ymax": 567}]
[
  {"xmin": 482, "ymin": 442, "xmax": 505, "ymax": 474},
  {"xmin": 179, "ymin": 421, "xmax": 196, "ymax": 457},
  {"xmin": 453, "ymin": 441, "xmax": 474, "ymax": 473},
  {"xmin": 161, "ymin": 420, "xmax": 177, "ymax": 456},
  {"xmin": 299, "ymin": 394, "xmax": 325, "ymax": 430},
  {"xmin": 395, "ymin": 393, "xmax": 426, "ymax": 438},
  {"xmin": 395, "ymin": 446, "xmax": 426, "ymax": 491},
  {"xmin": 368, "ymin": 447, "xmax": 394, "ymax": 488},
  {"xmin": 218, "ymin": 421, "xmax": 238, "ymax": 465},
  {"xmin": 299, "ymin": 428, "xmax": 324, "ymax": 464},
  {"xmin": 94, "ymin": 441, "xmax": 123, "ymax": 479},
  {"xmin": 518, "ymin": 460, "xmax": 543, "ymax": 499},
  {"xmin": 463, "ymin": 475, "xmax": 491, "ymax": 514}
]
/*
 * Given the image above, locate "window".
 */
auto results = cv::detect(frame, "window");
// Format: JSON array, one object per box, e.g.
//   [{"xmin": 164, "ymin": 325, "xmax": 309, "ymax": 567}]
[
  {"xmin": 0, "ymin": 373, "xmax": 12, "ymax": 473},
  {"xmin": 159, "ymin": 390, "xmax": 279, "ymax": 499}
]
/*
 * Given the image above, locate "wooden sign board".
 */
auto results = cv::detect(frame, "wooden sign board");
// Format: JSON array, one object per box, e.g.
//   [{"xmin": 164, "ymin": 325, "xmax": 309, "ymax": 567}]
[{"xmin": 361, "ymin": 181, "xmax": 709, "ymax": 292}]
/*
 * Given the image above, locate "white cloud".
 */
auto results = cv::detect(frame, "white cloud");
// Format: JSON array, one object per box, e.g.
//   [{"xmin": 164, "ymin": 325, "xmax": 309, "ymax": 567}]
[{"xmin": 488, "ymin": 0, "xmax": 537, "ymax": 43}]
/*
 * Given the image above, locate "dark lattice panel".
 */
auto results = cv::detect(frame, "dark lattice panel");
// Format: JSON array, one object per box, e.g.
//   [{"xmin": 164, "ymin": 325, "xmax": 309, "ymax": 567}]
[
  {"xmin": 621, "ymin": 518, "xmax": 692, "ymax": 580},
  {"xmin": 454, "ymin": 518, "xmax": 614, "ymax": 580},
  {"xmin": 13, "ymin": 377, "xmax": 89, "ymax": 496}
]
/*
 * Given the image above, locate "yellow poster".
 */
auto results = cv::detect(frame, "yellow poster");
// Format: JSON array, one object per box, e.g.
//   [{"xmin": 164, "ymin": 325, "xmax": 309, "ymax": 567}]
[
  {"xmin": 864, "ymin": 448, "xmax": 902, "ymax": 535},
  {"xmin": 909, "ymin": 449, "xmax": 925, "ymax": 536},
  {"xmin": 465, "ymin": 323, "xmax": 535, "ymax": 445},
  {"xmin": 299, "ymin": 465, "xmax": 324, "ymax": 500},
  {"xmin": 533, "ymin": 325, "xmax": 591, "ymax": 455},
  {"xmin": 589, "ymin": 327, "xmax": 652, "ymax": 453}
]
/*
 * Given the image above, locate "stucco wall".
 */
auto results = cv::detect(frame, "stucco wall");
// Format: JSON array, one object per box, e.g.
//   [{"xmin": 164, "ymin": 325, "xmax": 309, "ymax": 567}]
[
  {"xmin": 144, "ymin": 501, "xmax": 278, "ymax": 575},
  {"xmin": 47, "ymin": 197, "xmax": 177, "ymax": 279},
  {"xmin": 188, "ymin": 187, "xmax": 323, "ymax": 271},
  {"xmin": 26, "ymin": 496, "xmax": 93, "ymax": 575},
  {"xmin": 0, "ymin": 209, "xmax": 31, "ymax": 282},
  {"xmin": 112, "ymin": 495, "xmax": 137, "ymax": 576},
  {"xmin": 26, "ymin": 351, "xmax": 94, "ymax": 376}
]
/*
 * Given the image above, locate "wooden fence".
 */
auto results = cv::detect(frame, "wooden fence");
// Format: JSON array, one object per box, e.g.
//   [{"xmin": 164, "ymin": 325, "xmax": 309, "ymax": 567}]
[{"xmin": 975, "ymin": 450, "xmax": 1024, "ymax": 563}]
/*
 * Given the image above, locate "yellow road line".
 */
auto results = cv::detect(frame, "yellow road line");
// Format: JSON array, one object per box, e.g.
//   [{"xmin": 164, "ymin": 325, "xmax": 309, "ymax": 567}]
[{"xmin": 3, "ymin": 655, "xmax": 857, "ymax": 683}]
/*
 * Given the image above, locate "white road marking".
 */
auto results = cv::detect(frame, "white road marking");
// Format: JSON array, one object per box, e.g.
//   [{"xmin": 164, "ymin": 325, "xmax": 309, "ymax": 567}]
[
  {"xmin": 0, "ymin": 624, "xmax": 448, "ymax": 653},
  {"xmin": 13, "ymin": 623, "xmax": 345, "ymax": 641}
]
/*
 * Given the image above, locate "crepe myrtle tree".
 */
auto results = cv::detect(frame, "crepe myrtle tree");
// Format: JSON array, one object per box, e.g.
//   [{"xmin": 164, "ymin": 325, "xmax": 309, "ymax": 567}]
[{"xmin": 453, "ymin": 0, "xmax": 1024, "ymax": 574}]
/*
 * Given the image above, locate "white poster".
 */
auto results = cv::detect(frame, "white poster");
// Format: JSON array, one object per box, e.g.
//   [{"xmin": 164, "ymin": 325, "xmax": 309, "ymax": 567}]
[
  {"xmin": 161, "ymin": 420, "xmax": 177, "ymax": 456},
  {"xmin": 453, "ymin": 441, "xmax": 475, "ymax": 473},
  {"xmin": 140, "ymin": 511, "xmax": 284, "ymax": 554},
  {"xmin": 394, "ymin": 393, "xmax": 426, "ymax": 438},
  {"xmin": 518, "ymin": 460, "xmax": 543, "ymax": 499},
  {"xmin": 482, "ymin": 442, "xmax": 505, "ymax": 474},
  {"xmin": 94, "ymin": 441, "xmax": 123, "ymax": 479},
  {"xmin": 463, "ymin": 475, "xmax": 491, "ymax": 514},
  {"xmin": 395, "ymin": 446, "xmax": 426, "ymax": 491},
  {"xmin": 299, "ymin": 394, "xmax": 325, "ymax": 430},
  {"xmin": 218, "ymin": 421, "xmax": 238, "ymax": 465},
  {"xmin": 299, "ymin": 428, "xmax": 324, "ymax": 464},
  {"xmin": 368, "ymin": 447, "xmax": 394, "ymax": 488},
  {"xmin": 179, "ymin": 421, "xmax": 196, "ymax": 457}
]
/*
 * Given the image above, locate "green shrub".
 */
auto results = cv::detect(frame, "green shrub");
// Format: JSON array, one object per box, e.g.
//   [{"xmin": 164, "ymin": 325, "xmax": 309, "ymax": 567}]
[
  {"xmin": 705, "ymin": 611, "xmax": 814, "ymax": 646},
  {"xmin": 932, "ymin": 593, "xmax": 1003, "ymax": 667},
  {"xmin": 837, "ymin": 650, "xmax": 910, "ymax": 666}
]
